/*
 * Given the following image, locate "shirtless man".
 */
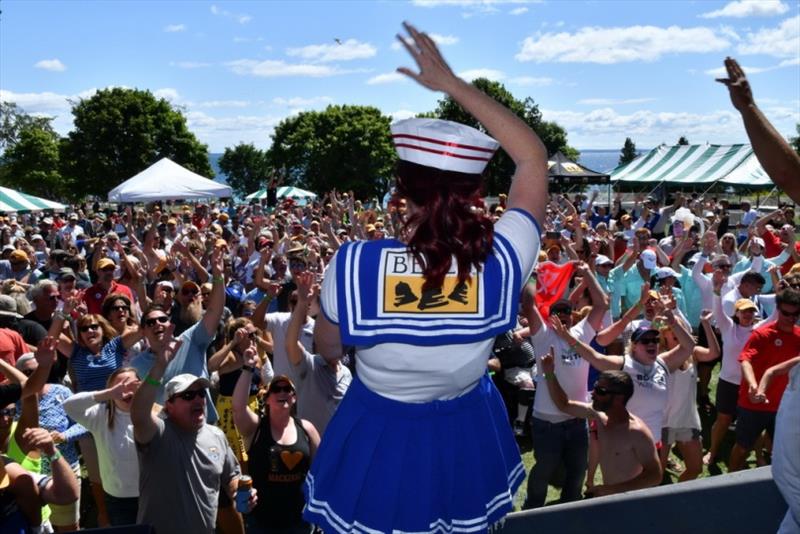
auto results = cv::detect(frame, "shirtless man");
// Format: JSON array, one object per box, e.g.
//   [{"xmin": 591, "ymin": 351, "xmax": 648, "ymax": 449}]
[{"xmin": 541, "ymin": 349, "xmax": 662, "ymax": 497}]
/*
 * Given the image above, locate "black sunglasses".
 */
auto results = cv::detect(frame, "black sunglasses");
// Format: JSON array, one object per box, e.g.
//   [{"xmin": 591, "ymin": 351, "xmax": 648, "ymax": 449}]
[
  {"xmin": 110, "ymin": 305, "xmax": 130, "ymax": 312},
  {"xmin": 0, "ymin": 408, "xmax": 16, "ymax": 417},
  {"xmin": 247, "ymin": 331, "xmax": 259, "ymax": 339},
  {"xmin": 270, "ymin": 384, "xmax": 294, "ymax": 394},
  {"xmin": 593, "ymin": 385, "xmax": 621, "ymax": 396},
  {"xmin": 171, "ymin": 389, "xmax": 206, "ymax": 402},
  {"xmin": 79, "ymin": 324, "xmax": 101, "ymax": 333},
  {"xmin": 144, "ymin": 315, "xmax": 170, "ymax": 328},
  {"xmin": 551, "ymin": 308, "xmax": 572, "ymax": 316}
]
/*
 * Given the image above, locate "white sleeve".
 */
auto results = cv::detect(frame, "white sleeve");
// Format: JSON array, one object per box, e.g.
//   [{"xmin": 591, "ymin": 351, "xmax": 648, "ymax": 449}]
[
  {"xmin": 320, "ymin": 253, "xmax": 339, "ymax": 323},
  {"xmin": 494, "ymin": 209, "xmax": 541, "ymax": 280}
]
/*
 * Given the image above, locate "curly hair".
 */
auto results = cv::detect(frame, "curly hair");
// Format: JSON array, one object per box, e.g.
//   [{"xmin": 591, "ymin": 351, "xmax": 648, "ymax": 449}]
[{"xmin": 394, "ymin": 160, "xmax": 493, "ymax": 290}]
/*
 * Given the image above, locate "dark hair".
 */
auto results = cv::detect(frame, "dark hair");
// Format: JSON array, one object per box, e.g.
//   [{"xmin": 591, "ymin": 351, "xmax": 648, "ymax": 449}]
[
  {"xmin": 139, "ymin": 303, "xmax": 167, "ymax": 327},
  {"xmin": 101, "ymin": 293, "xmax": 132, "ymax": 318},
  {"xmin": 741, "ymin": 272, "xmax": 766, "ymax": 286},
  {"xmin": 776, "ymin": 287, "xmax": 800, "ymax": 308},
  {"xmin": 394, "ymin": 160, "xmax": 493, "ymax": 290},
  {"xmin": 598, "ymin": 370, "xmax": 634, "ymax": 404}
]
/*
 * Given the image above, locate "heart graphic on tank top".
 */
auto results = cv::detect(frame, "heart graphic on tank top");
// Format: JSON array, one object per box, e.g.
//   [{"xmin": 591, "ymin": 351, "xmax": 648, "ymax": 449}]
[{"xmin": 280, "ymin": 450, "xmax": 303, "ymax": 470}]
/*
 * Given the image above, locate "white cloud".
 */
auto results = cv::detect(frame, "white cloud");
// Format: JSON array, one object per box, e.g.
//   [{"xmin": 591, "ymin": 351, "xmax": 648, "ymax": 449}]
[
  {"xmin": 700, "ymin": 0, "xmax": 789, "ymax": 19},
  {"xmin": 458, "ymin": 68, "xmax": 505, "ymax": 81},
  {"xmin": 272, "ymin": 96, "xmax": 333, "ymax": 107},
  {"xmin": 164, "ymin": 24, "xmax": 186, "ymax": 32},
  {"xmin": 391, "ymin": 33, "xmax": 459, "ymax": 50},
  {"xmin": 153, "ymin": 88, "xmax": 180, "ymax": 101},
  {"xmin": 226, "ymin": 59, "xmax": 351, "ymax": 77},
  {"xmin": 184, "ymin": 110, "xmax": 287, "ymax": 151},
  {"xmin": 34, "ymin": 59, "xmax": 66, "ymax": 72},
  {"xmin": 517, "ymin": 25, "xmax": 730, "ymax": 63},
  {"xmin": 737, "ymin": 15, "xmax": 800, "ymax": 57},
  {"xmin": 507, "ymin": 76, "xmax": 553, "ymax": 86},
  {"xmin": 367, "ymin": 71, "xmax": 406, "ymax": 84},
  {"xmin": 390, "ymin": 109, "xmax": 418, "ymax": 121},
  {"xmin": 194, "ymin": 100, "xmax": 251, "ymax": 108},
  {"xmin": 704, "ymin": 55, "xmax": 800, "ymax": 76},
  {"xmin": 209, "ymin": 4, "xmax": 252, "ymax": 24},
  {"xmin": 286, "ymin": 39, "xmax": 376, "ymax": 62},
  {"xmin": 0, "ymin": 89, "xmax": 72, "ymax": 113},
  {"xmin": 578, "ymin": 97, "xmax": 657, "ymax": 105},
  {"xmin": 170, "ymin": 61, "xmax": 212, "ymax": 69},
  {"xmin": 510, "ymin": 7, "xmax": 528, "ymax": 15}
]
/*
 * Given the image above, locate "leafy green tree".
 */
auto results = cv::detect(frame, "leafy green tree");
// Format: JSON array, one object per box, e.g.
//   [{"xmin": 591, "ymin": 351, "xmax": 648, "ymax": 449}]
[
  {"xmin": 0, "ymin": 101, "xmax": 56, "ymax": 151},
  {"xmin": 791, "ymin": 123, "xmax": 800, "ymax": 157},
  {"xmin": 678, "ymin": 136, "xmax": 690, "ymax": 145},
  {"xmin": 60, "ymin": 88, "xmax": 212, "ymax": 199},
  {"xmin": 619, "ymin": 137, "xmax": 638, "ymax": 166},
  {"xmin": 1, "ymin": 124, "xmax": 65, "ymax": 198},
  {"xmin": 218, "ymin": 143, "xmax": 270, "ymax": 197},
  {"xmin": 267, "ymin": 105, "xmax": 396, "ymax": 198},
  {"xmin": 425, "ymin": 78, "xmax": 579, "ymax": 194}
]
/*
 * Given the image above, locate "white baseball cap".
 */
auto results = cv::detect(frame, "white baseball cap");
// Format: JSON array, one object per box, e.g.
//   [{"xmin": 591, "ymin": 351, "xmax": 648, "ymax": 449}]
[
  {"xmin": 640, "ymin": 249, "xmax": 657, "ymax": 270},
  {"xmin": 595, "ymin": 254, "xmax": 614, "ymax": 266},
  {"xmin": 164, "ymin": 374, "xmax": 210, "ymax": 400},
  {"xmin": 390, "ymin": 118, "xmax": 499, "ymax": 175}
]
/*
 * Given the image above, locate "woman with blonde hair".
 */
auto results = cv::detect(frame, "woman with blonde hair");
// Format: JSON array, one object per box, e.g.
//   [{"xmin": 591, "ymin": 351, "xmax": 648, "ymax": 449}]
[
  {"xmin": 209, "ymin": 316, "xmax": 273, "ymax": 463},
  {"xmin": 62, "ymin": 367, "xmax": 142, "ymax": 526}
]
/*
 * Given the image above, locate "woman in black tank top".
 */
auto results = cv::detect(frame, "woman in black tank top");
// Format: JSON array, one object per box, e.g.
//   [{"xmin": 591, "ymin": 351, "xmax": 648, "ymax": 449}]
[{"xmin": 233, "ymin": 361, "xmax": 321, "ymax": 533}]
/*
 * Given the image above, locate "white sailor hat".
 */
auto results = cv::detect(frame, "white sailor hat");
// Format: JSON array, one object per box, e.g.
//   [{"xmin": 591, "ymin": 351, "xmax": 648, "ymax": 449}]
[{"xmin": 390, "ymin": 118, "xmax": 499, "ymax": 175}]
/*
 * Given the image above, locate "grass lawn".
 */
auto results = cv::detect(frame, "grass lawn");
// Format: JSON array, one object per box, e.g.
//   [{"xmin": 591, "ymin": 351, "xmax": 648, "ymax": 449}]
[{"xmin": 510, "ymin": 365, "xmax": 765, "ymax": 510}]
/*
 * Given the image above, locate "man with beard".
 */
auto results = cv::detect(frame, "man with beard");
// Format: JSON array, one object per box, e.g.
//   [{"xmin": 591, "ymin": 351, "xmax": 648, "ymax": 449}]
[
  {"xmin": 170, "ymin": 280, "xmax": 204, "ymax": 335},
  {"xmin": 540, "ymin": 349, "xmax": 661, "ymax": 497}
]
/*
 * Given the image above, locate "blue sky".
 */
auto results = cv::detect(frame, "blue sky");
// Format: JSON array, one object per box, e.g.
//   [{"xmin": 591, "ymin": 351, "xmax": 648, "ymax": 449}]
[{"xmin": 1, "ymin": 0, "xmax": 798, "ymax": 153}]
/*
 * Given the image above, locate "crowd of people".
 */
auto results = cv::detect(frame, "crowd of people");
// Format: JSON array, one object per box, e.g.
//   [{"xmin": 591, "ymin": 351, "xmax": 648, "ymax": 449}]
[{"xmin": 0, "ymin": 26, "xmax": 799, "ymax": 534}]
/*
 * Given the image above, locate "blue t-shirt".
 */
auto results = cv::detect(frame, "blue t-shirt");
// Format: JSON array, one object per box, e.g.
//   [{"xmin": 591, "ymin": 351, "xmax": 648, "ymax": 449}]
[{"xmin": 70, "ymin": 336, "xmax": 126, "ymax": 393}]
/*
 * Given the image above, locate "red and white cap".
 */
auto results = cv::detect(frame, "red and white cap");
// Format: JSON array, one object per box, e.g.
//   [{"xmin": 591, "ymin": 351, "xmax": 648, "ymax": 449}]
[{"xmin": 390, "ymin": 118, "xmax": 499, "ymax": 175}]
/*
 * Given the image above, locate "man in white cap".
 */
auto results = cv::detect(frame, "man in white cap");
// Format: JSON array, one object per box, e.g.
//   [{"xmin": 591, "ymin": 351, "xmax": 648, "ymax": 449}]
[
  {"xmin": 132, "ymin": 335, "xmax": 254, "ymax": 534},
  {"xmin": 621, "ymin": 247, "xmax": 658, "ymax": 312}
]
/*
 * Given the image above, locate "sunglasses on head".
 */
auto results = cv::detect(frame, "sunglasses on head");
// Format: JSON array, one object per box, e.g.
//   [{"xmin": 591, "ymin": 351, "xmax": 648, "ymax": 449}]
[
  {"xmin": 79, "ymin": 324, "xmax": 101, "ymax": 333},
  {"xmin": 171, "ymin": 389, "xmax": 206, "ymax": 402},
  {"xmin": 144, "ymin": 315, "xmax": 170, "ymax": 328}
]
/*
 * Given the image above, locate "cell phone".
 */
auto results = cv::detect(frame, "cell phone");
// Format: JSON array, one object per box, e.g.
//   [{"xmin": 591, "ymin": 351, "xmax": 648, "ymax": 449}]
[
  {"xmin": 672, "ymin": 221, "xmax": 684, "ymax": 238},
  {"xmin": 545, "ymin": 231, "xmax": 561, "ymax": 241}
]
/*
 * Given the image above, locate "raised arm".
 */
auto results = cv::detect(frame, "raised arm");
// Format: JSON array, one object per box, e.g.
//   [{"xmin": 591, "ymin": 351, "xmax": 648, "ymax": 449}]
[
  {"xmin": 717, "ymin": 58, "xmax": 800, "ymax": 203},
  {"xmin": 397, "ymin": 22, "xmax": 548, "ymax": 222},
  {"xmin": 694, "ymin": 310, "xmax": 721, "ymax": 363},
  {"xmin": 541, "ymin": 348, "xmax": 598, "ymax": 420},
  {"xmin": 659, "ymin": 309, "xmax": 696, "ymax": 372},
  {"xmin": 287, "ymin": 272, "xmax": 314, "ymax": 368},
  {"xmin": 550, "ymin": 315, "xmax": 623, "ymax": 371},
  {"xmin": 232, "ymin": 349, "xmax": 260, "ymax": 445},
  {"xmin": 577, "ymin": 262, "xmax": 609, "ymax": 330},
  {"xmin": 596, "ymin": 283, "xmax": 649, "ymax": 347},
  {"xmin": 201, "ymin": 247, "xmax": 225, "ymax": 336}
]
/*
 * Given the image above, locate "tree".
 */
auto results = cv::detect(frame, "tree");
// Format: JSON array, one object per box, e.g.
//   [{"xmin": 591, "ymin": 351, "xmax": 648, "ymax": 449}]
[
  {"xmin": 218, "ymin": 143, "xmax": 270, "ymax": 197},
  {"xmin": 677, "ymin": 136, "xmax": 690, "ymax": 145},
  {"xmin": 425, "ymin": 78, "xmax": 579, "ymax": 194},
  {"xmin": 267, "ymin": 105, "xmax": 396, "ymax": 198},
  {"xmin": 792, "ymin": 124, "xmax": 800, "ymax": 157},
  {"xmin": 0, "ymin": 101, "xmax": 56, "ymax": 151},
  {"xmin": 619, "ymin": 137, "xmax": 637, "ymax": 166},
  {"xmin": 60, "ymin": 88, "xmax": 212, "ymax": 199},
  {"xmin": 1, "ymin": 124, "xmax": 65, "ymax": 198}
]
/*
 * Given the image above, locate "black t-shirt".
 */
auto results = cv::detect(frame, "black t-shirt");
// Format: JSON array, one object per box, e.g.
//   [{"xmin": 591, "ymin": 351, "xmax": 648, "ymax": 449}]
[{"xmin": 16, "ymin": 319, "xmax": 47, "ymax": 346}]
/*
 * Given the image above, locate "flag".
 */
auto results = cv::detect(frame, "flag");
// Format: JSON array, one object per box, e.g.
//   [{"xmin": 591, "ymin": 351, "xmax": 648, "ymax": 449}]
[{"xmin": 535, "ymin": 261, "xmax": 576, "ymax": 319}]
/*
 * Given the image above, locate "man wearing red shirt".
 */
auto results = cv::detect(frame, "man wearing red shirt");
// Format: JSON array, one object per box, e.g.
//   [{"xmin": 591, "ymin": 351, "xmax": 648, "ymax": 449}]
[
  {"xmin": 82, "ymin": 258, "xmax": 134, "ymax": 315},
  {"xmin": 730, "ymin": 287, "xmax": 800, "ymax": 471}
]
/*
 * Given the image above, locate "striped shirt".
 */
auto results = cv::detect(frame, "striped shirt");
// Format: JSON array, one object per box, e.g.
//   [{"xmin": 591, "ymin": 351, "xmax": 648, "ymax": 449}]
[{"xmin": 70, "ymin": 336, "xmax": 126, "ymax": 393}]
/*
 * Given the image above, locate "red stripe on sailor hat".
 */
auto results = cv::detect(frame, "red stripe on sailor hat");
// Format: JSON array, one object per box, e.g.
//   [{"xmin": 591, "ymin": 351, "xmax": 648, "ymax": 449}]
[{"xmin": 390, "ymin": 118, "xmax": 499, "ymax": 175}]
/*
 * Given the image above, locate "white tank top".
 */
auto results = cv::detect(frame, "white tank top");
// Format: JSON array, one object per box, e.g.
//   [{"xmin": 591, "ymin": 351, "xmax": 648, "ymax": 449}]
[
  {"xmin": 623, "ymin": 355, "xmax": 670, "ymax": 438},
  {"xmin": 664, "ymin": 362, "xmax": 701, "ymax": 430}
]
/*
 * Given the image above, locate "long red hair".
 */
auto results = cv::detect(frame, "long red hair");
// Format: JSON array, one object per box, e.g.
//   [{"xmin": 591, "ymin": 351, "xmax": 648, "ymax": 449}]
[{"xmin": 395, "ymin": 160, "xmax": 494, "ymax": 290}]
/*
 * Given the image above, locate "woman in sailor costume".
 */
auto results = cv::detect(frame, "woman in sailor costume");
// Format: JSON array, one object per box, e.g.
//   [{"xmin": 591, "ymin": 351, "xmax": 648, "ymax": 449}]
[{"xmin": 303, "ymin": 22, "xmax": 548, "ymax": 533}]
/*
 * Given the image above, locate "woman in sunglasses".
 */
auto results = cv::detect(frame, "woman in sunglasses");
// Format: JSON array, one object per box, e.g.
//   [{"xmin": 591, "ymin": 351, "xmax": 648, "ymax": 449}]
[
  {"xmin": 209, "ymin": 318, "xmax": 273, "ymax": 464},
  {"xmin": 233, "ymin": 367, "xmax": 320, "ymax": 533},
  {"xmin": 62, "ymin": 367, "xmax": 141, "ymax": 526},
  {"xmin": 101, "ymin": 294, "xmax": 143, "ymax": 363}
]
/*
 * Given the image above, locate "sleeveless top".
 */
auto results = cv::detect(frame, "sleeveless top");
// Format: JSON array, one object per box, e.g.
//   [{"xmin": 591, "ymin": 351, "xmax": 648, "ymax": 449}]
[
  {"xmin": 248, "ymin": 416, "xmax": 311, "ymax": 529},
  {"xmin": 622, "ymin": 355, "xmax": 670, "ymax": 438},
  {"xmin": 664, "ymin": 362, "xmax": 701, "ymax": 430}
]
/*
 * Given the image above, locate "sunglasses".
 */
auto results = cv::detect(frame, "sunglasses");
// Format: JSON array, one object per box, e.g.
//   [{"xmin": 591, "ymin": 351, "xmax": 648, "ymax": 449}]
[
  {"xmin": 270, "ymin": 385, "xmax": 294, "ymax": 394},
  {"xmin": 778, "ymin": 307, "xmax": 800, "ymax": 318},
  {"xmin": 551, "ymin": 308, "xmax": 572, "ymax": 316},
  {"xmin": 110, "ymin": 305, "xmax": 130, "ymax": 313},
  {"xmin": 144, "ymin": 315, "xmax": 170, "ymax": 328},
  {"xmin": 593, "ymin": 384, "xmax": 621, "ymax": 396},
  {"xmin": 716, "ymin": 265, "xmax": 732, "ymax": 271},
  {"xmin": 100, "ymin": 266, "xmax": 116, "ymax": 272},
  {"xmin": 182, "ymin": 288, "xmax": 199, "ymax": 296},
  {"xmin": 0, "ymin": 408, "xmax": 16, "ymax": 417},
  {"xmin": 247, "ymin": 331, "xmax": 258, "ymax": 339},
  {"xmin": 290, "ymin": 262, "xmax": 307, "ymax": 270},
  {"xmin": 637, "ymin": 336, "xmax": 659, "ymax": 345},
  {"xmin": 171, "ymin": 389, "xmax": 206, "ymax": 402},
  {"xmin": 79, "ymin": 324, "xmax": 101, "ymax": 333}
]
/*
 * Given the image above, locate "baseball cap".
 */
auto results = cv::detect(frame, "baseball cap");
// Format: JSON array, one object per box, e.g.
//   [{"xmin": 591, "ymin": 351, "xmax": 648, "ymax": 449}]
[
  {"xmin": 631, "ymin": 325, "xmax": 659, "ymax": 342},
  {"xmin": 595, "ymin": 255, "xmax": 614, "ymax": 266},
  {"xmin": 640, "ymin": 249, "xmax": 657, "ymax": 270},
  {"xmin": 751, "ymin": 237, "xmax": 765, "ymax": 249},
  {"xmin": 56, "ymin": 267, "xmax": 77, "ymax": 281},
  {"xmin": 9, "ymin": 250, "xmax": 28, "ymax": 263},
  {"xmin": 181, "ymin": 280, "xmax": 201, "ymax": 293},
  {"xmin": 655, "ymin": 266, "xmax": 678, "ymax": 280},
  {"xmin": 96, "ymin": 258, "xmax": 116, "ymax": 271},
  {"xmin": 734, "ymin": 298, "xmax": 758, "ymax": 313},
  {"xmin": 267, "ymin": 375, "xmax": 296, "ymax": 394},
  {"xmin": 164, "ymin": 374, "xmax": 211, "ymax": 400}
]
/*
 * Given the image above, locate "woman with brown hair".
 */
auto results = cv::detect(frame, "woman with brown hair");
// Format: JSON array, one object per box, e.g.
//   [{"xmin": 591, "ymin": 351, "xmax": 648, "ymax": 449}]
[
  {"xmin": 101, "ymin": 294, "xmax": 143, "ymax": 364},
  {"xmin": 303, "ymin": 22, "xmax": 548, "ymax": 532},
  {"xmin": 62, "ymin": 367, "xmax": 141, "ymax": 526},
  {"xmin": 209, "ymin": 317, "xmax": 273, "ymax": 463}
]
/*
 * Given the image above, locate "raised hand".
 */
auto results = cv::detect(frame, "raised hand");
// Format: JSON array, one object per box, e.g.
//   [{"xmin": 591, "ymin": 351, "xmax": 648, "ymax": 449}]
[
  {"xmin": 295, "ymin": 271, "xmax": 315, "ymax": 302},
  {"xmin": 700, "ymin": 309, "xmax": 713, "ymax": 323},
  {"xmin": 23, "ymin": 427, "xmax": 58, "ymax": 457},
  {"xmin": 233, "ymin": 327, "xmax": 248, "ymax": 345},
  {"xmin": 35, "ymin": 336, "xmax": 58, "ymax": 368},
  {"xmin": 549, "ymin": 315, "xmax": 574, "ymax": 343},
  {"xmin": 541, "ymin": 346, "xmax": 556, "ymax": 375},
  {"xmin": 716, "ymin": 57, "xmax": 754, "ymax": 112},
  {"xmin": 396, "ymin": 22, "xmax": 458, "ymax": 92},
  {"xmin": 243, "ymin": 347, "xmax": 259, "ymax": 368},
  {"xmin": 154, "ymin": 323, "xmax": 182, "ymax": 368},
  {"xmin": 210, "ymin": 247, "xmax": 224, "ymax": 277}
]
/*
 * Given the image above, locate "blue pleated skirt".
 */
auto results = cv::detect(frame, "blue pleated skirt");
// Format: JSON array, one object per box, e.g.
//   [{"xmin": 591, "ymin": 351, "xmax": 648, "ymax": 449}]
[{"xmin": 303, "ymin": 373, "xmax": 524, "ymax": 533}]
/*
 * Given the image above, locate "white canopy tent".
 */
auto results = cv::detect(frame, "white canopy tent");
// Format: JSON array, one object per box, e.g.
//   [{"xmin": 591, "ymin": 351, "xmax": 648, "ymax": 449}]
[{"xmin": 108, "ymin": 158, "xmax": 232, "ymax": 202}]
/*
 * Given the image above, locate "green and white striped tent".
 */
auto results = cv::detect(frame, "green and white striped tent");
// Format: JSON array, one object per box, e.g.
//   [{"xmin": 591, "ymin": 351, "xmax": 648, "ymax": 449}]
[
  {"xmin": 246, "ymin": 186, "xmax": 317, "ymax": 201},
  {"xmin": 610, "ymin": 144, "xmax": 772, "ymax": 189},
  {"xmin": 0, "ymin": 186, "xmax": 66, "ymax": 213}
]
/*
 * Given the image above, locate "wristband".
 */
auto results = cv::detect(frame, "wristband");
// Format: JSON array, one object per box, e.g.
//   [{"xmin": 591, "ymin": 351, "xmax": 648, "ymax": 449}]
[
  {"xmin": 213, "ymin": 275, "xmax": 225, "ymax": 284},
  {"xmin": 144, "ymin": 375, "xmax": 162, "ymax": 387},
  {"xmin": 544, "ymin": 372, "xmax": 556, "ymax": 381},
  {"xmin": 241, "ymin": 365, "xmax": 256, "ymax": 374},
  {"xmin": 44, "ymin": 450, "xmax": 62, "ymax": 462}
]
